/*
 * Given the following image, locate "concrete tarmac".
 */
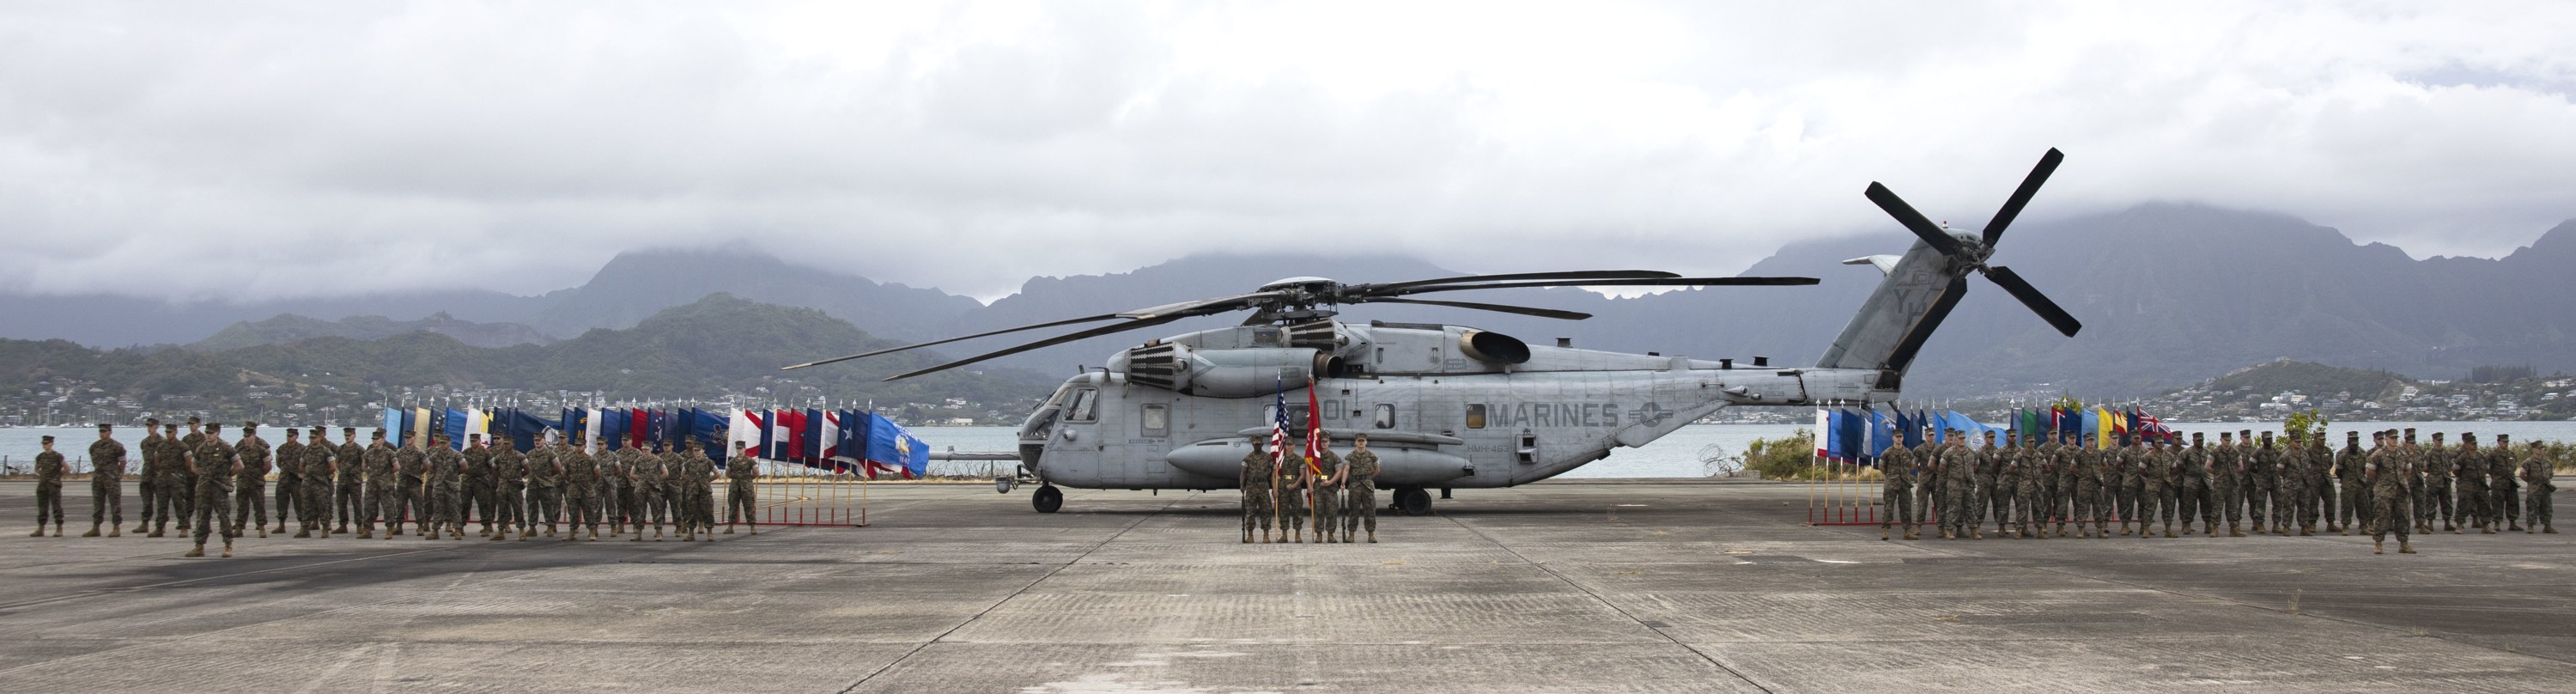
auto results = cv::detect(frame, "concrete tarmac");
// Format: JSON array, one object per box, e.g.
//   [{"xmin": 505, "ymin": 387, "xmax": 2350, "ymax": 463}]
[{"xmin": 0, "ymin": 478, "xmax": 2571, "ymax": 692}]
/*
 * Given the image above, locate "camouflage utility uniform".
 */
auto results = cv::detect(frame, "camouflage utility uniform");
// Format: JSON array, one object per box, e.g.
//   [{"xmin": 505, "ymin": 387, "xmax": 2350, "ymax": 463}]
[{"xmin": 1241, "ymin": 447, "xmax": 1275, "ymax": 542}]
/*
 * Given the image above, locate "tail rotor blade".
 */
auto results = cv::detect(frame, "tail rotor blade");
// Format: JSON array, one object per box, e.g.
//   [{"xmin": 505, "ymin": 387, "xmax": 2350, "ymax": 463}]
[
  {"xmin": 1866, "ymin": 182, "xmax": 1965, "ymax": 258},
  {"xmin": 1983, "ymin": 148, "xmax": 2063, "ymax": 247},
  {"xmin": 1981, "ymin": 265, "xmax": 2082, "ymax": 337}
]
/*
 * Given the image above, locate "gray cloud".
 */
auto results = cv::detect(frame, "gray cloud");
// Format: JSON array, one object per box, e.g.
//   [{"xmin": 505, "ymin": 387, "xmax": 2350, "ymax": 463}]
[{"xmin": 3, "ymin": 1, "xmax": 2573, "ymax": 303}]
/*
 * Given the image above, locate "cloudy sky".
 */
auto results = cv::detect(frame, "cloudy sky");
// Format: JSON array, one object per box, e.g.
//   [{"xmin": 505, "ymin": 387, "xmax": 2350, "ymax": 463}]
[{"xmin": 4, "ymin": 1, "xmax": 2573, "ymax": 302}]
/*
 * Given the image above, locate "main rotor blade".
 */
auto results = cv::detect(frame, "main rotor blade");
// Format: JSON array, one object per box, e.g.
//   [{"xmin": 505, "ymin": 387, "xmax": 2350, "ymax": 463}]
[
  {"xmin": 1983, "ymin": 148, "xmax": 2063, "ymax": 247},
  {"xmin": 781, "ymin": 313, "xmax": 1127, "ymax": 370},
  {"xmin": 880, "ymin": 314, "xmax": 1194, "ymax": 381},
  {"xmin": 1981, "ymin": 265, "xmax": 2083, "ymax": 337},
  {"xmin": 1369, "ymin": 297, "xmax": 1594, "ymax": 320},
  {"xmin": 1116, "ymin": 291, "xmax": 1285, "ymax": 320},
  {"xmin": 1358, "ymin": 270, "xmax": 1682, "ymax": 293},
  {"xmin": 1865, "ymin": 181, "xmax": 1965, "ymax": 259},
  {"xmin": 1380, "ymin": 276, "xmax": 1819, "ymax": 296}
]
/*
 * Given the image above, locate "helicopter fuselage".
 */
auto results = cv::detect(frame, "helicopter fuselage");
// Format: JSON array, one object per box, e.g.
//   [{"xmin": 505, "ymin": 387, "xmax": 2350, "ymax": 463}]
[{"xmin": 1014, "ymin": 320, "xmax": 1892, "ymax": 492}]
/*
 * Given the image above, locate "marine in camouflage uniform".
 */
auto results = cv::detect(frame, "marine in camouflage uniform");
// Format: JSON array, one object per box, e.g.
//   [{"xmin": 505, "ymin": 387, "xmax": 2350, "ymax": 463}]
[
  {"xmin": 1972, "ymin": 433, "xmax": 2001, "ymax": 534},
  {"xmin": 301, "ymin": 427, "xmax": 333, "ymax": 537},
  {"xmin": 1312, "ymin": 447, "xmax": 1346, "ymax": 544},
  {"xmin": 2287, "ymin": 433, "xmax": 2329, "ymax": 533},
  {"xmin": 2074, "ymin": 437, "xmax": 2107, "ymax": 538},
  {"xmin": 526, "ymin": 438, "xmax": 562, "ymax": 537},
  {"xmin": 424, "ymin": 434, "xmax": 465, "ymax": 539},
  {"xmin": 361, "ymin": 432, "xmax": 398, "ymax": 539},
  {"xmin": 232, "ymin": 423, "xmax": 273, "ymax": 539},
  {"xmin": 2014, "ymin": 437, "xmax": 2044, "ymax": 539},
  {"xmin": 151, "ymin": 422, "xmax": 191, "ymax": 535},
  {"xmin": 2260, "ymin": 432, "xmax": 2291, "ymax": 533},
  {"xmin": 2424, "ymin": 433, "xmax": 2459, "ymax": 533},
  {"xmin": 2493, "ymin": 435, "xmax": 2524, "ymax": 532},
  {"xmin": 270, "ymin": 429, "xmax": 303, "ymax": 535},
  {"xmin": 725, "ymin": 441, "xmax": 759, "ymax": 535},
  {"xmin": 2454, "ymin": 435, "xmax": 2489, "ymax": 534},
  {"xmin": 1880, "ymin": 440, "xmax": 1917, "ymax": 541},
  {"xmin": 2049, "ymin": 433, "xmax": 2077, "ymax": 536},
  {"xmin": 2119, "ymin": 440, "xmax": 2148, "ymax": 535},
  {"xmin": 392, "ymin": 437, "xmax": 428, "ymax": 535},
  {"xmin": 1943, "ymin": 435, "xmax": 1981, "ymax": 540},
  {"xmin": 488, "ymin": 437, "xmax": 527, "ymax": 540},
  {"xmin": 2519, "ymin": 441, "xmax": 2555, "ymax": 533},
  {"xmin": 31, "ymin": 435, "xmax": 67, "ymax": 536},
  {"xmin": 1345, "ymin": 435, "xmax": 1381, "ymax": 543},
  {"xmin": 2403, "ymin": 429, "xmax": 2434, "ymax": 533},
  {"xmin": 2034, "ymin": 435, "xmax": 2063, "ymax": 535},
  {"xmin": 1986, "ymin": 432, "xmax": 2015, "ymax": 536},
  {"xmin": 2141, "ymin": 437, "xmax": 2176, "ymax": 538},
  {"xmin": 2304, "ymin": 431, "xmax": 2335, "ymax": 533},
  {"xmin": 87, "ymin": 423, "xmax": 128, "ymax": 537},
  {"xmin": 2336, "ymin": 431, "xmax": 2370, "ymax": 535},
  {"xmin": 633, "ymin": 443, "xmax": 671, "ymax": 539},
  {"xmin": 462, "ymin": 434, "xmax": 495, "ymax": 537},
  {"xmin": 562, "ymin": 441, "xmax": 601, "ymax": 541},
  {"xmin": 1916, "ymin": 436, "xmax": 1945, "ymax": 533},
  {"xmin": 1241, "ymin": 439, "xmax": 1276, "ymax": 543},
  {"xmin": 598, "ymin": 444, "xmax": 630, "ymax": 536},
  {"xmin": 334, "ymin": 428, "xmax": 365, "ymax": 533},
  {"xmin": 2178, "ymin": 434, "xmax": 2210, "ymax": 534},
  {"xmin": 1277, "ymin": 449, "xmax": 1309, "ymax": 543},
  {"xmin": 171, "ymin": 418, "xmax": 204, "ymax": 533},
  {"xmin": 131, "ymin": 419, "xmax": 162, "ymax": 535},
  {"xmin": 681, "ymin": 442, "xmax": 716, "ymax": 540},
  {"xmin": 2368, "ymin": 430, "xmax": 2414, "ymax": 554},
  {"xmin": 186, "ymin": 423, "xmax": 240, "ymax": 557}
]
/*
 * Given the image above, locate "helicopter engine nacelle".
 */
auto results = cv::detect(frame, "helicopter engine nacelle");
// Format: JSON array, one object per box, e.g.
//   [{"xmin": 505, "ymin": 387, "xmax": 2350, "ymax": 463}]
[{"xmin": 1122, "ymin": 344, "xmax": 1341, "ymax": 399}]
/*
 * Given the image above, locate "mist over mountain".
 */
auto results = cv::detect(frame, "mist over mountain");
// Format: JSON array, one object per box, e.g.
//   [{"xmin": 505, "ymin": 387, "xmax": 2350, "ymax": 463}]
[
  {"xmin": 193, "ymin": 313, "xmax": 557, "ymax": 350},
  {"xmin": 4, "ymin": 204, "xmax": 2570, "ymax": 399}
]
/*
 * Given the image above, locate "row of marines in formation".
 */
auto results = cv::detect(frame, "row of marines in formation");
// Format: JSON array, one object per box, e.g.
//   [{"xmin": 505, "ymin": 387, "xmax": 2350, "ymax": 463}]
[
  {"xmin": 1236, "ymin": 433, "xmax": 1383, "ymax": 544},
  {"xmin": 1878, "ymin": 427, "xmax": 2561, "ymax": 555},
  {"xmin": 27, "ymin": 417, "xmax": 767, "ymax": 558}
]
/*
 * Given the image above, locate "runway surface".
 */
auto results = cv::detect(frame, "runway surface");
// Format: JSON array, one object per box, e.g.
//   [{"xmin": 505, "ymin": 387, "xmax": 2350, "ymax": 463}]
[{"xmin": 1, "ymin": 479, "xmax": 2571, "ymax": 692}]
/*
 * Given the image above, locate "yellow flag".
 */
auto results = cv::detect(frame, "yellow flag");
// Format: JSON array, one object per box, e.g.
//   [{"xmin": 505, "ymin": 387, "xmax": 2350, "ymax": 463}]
[{"xmin": 2093, "ymin": 408, "xmax": 2113, "ymax": 448}]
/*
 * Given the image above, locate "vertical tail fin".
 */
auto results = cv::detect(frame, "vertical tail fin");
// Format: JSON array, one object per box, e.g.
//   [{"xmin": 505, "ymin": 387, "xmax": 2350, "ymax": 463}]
[{"xmin": 1815, "ymin": 240, "xmax": 1967, "ymax": 376}]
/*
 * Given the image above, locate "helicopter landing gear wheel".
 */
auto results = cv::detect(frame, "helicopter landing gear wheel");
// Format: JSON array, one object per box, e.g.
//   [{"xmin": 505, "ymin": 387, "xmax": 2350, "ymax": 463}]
[
  {"xmin": 1033, "ymin": 485, "xmax": 1063, "ymax": 514},
  {"xmin": 1394, "ymin": 487, "xmax": 1432, "ymax": 516}
]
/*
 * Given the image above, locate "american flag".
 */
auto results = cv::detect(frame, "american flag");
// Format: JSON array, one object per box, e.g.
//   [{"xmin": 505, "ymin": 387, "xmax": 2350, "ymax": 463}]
[{"xmin": 1270, "ymin": 377, "xmax": 1291, "ymax": 470}]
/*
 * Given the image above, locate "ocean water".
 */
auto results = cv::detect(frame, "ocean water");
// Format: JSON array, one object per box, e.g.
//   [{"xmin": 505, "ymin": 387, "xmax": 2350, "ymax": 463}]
[{"xmin": 7, "ymin": 421, "xmax": 2569, "ymax": 478}]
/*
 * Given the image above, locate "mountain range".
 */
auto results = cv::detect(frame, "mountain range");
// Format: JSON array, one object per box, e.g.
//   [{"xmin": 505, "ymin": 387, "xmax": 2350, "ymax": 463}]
[{"xmin": 6, "ymin": 203, "xmax": 2571, "ymax": 399}]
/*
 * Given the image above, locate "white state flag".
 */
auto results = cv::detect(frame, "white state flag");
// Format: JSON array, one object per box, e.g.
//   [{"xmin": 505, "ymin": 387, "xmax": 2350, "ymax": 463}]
[{"xmin": 1814, "ymin": 408, "xmax": 1831, "ymax": 459}]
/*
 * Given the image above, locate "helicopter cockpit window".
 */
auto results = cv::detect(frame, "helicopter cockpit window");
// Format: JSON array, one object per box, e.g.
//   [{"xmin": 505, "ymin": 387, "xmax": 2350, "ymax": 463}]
[
  {"xmin": 1139, "ymin": 404, "xmax": 1170, "ymax": 438},
  {"xmin": 1373, "ymin": 404, "xmax": 1395, "ymax": 429},
  {"xmin": 1465, "ymin": 404, "xmax": 1486, "ymax": 429},
  {"xmin": 1066, "ymin": 388, "xmax": 1100, "ymax": 422}
]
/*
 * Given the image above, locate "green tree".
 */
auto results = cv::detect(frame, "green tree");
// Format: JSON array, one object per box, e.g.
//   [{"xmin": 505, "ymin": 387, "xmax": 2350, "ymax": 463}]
[{"xmin": 2283, "ymin": 409, "xmax": 2329, "ymax": 446}]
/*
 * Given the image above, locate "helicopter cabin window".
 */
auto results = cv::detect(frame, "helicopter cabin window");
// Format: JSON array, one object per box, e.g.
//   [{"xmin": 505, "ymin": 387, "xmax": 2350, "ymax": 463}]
[
  {"xmin": 1465, "ymin": 404, "xmax": 1486, "ymax": 429},
  {"xmin": 1066, "ymin": 388, "xmax": 1100, "ymax": 422},
  {"xmin": 1264, "ymin": 403, "xmax": 1313, "ymax": 430},
  {"xmin": 1373, "ymin": 404, "xmax": 1396, "ymax": 429},
  {"xmin": 1139, "ymin": 404, "xmax": 1170, "ymax": 438}
]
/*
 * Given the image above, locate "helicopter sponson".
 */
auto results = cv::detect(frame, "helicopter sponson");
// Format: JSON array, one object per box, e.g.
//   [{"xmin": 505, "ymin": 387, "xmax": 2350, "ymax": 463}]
[{"xmin": 787, "ymin": 149, "xmax": 2082, "ymax": 515}]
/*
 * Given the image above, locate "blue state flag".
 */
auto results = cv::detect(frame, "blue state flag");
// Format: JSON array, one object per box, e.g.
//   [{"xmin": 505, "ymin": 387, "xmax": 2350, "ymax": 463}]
[{"xmin": 1868, "ymin": 410, "xmax": 1894, "ymax": 460}]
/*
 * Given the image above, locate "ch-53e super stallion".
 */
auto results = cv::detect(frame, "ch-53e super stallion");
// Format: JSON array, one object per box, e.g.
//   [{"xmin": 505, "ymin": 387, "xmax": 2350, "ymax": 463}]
[{"xmin": 787, "ymin": 149, "xmax": 2083, "ymax": 515}]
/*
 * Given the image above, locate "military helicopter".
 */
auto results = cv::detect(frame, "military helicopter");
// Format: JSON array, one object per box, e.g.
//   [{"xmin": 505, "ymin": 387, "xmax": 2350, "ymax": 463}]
[{"xmin": 787, "ymin": 149, "xmax": 2082, "ymax": 514}]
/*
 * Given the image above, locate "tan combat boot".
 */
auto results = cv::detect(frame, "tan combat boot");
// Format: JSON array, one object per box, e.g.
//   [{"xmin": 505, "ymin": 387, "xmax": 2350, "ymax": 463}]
[
  {"xmin": 358, "ymin": 527, "xmax": 374, "ymax": 539},
  {"xmin": 1881, "ymin": 527, "xmax": 1891, "ymax": 541},
  {"xmin": 132, "ymin": 521, "xmax": 150, "ymax": 534},
  {"xmin": 2164, "ymin": 525, "xmax": 2176, "ymax": 539},
  {"xmin": 295, "ymin": 528, "xmax": 310, "ymax": 539},
  {"xmin": 185, "ymin": 543, "xmax": 205, "ymax": 557},
  {"xmin": 2228, "ymin": 524, "xmax": 2245, "ymax": 538},
  {"xmin": 2373, "ymin": 539, "xmax": 2384, "ymax": 554},
  {"xmin": 220, "ymin": 541, "xmax": 233, "ymax": 557},
  {"xmin": 108, "ymin": 526, "xmax": 121, "ymax": 538},
  {"xmin": 2397, "ymin": 541, "xmax": 2415, "ymax": 554},
  {"xmin": 1367, "ymin": 532, "xmax": 1377, "ymax": 544},
  {"xmin": 748, "ymin": 524, "xmax": 756, "ymax": 535},
  {"xmin": 587, "ymin": 527, "xmax": 599, "ymax": 541},
  {"xmin": 149, "ymin": 528, "xmax": 165, "ymax": 539},
  {"xmin": 82, "ymin": 525, "xmax": 100, "ymax": 537}
]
